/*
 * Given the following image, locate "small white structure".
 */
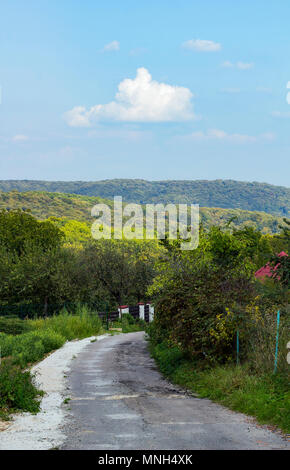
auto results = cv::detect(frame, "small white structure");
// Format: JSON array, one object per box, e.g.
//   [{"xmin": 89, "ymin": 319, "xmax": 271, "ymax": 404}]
[
  {"xmin": 118, "ymin": 305, "xmax": 129, "ymax": 318},
  {"xmin": 138, "ymin": 302, "xmax": 145, "ymax": 320},
  {"xmin": 118, "ymin": 302, "xmax": 154, "ymax": 322},
  {"xmin": 147, "ymin": 302, "xmax": 154, "ymax": 322}
]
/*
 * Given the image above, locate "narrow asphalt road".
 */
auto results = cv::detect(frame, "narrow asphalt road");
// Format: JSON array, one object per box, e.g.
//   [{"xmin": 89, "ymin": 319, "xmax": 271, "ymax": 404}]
[{"xmin": 61, "ymin": 332, "xmax": 289, "ymax": 450}]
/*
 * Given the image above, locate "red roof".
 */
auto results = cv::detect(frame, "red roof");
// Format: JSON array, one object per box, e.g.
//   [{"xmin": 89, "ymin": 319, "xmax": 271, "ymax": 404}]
[{"xmin": 255, "ymin": 252, "xmax": 288, "ymax": 280}]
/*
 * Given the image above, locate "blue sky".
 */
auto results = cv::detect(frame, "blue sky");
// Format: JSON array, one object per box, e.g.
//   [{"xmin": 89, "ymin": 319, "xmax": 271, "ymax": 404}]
[{"xmin": 0, "ymin": 0, "xmax": 289, "ymax": 186}]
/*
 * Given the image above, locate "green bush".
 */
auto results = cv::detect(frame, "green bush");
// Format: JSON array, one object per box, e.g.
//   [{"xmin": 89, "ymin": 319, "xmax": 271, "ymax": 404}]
[
  {"xmin": 121, "ymin": 313, "xmax": 135, "ymax": 325},
  {"xmin": 0, "ymin": 317, "xmax": 33, "ymax": 335},
  {"xmin": 28, "ymin": 307, "xmax": 103, "ymax": 341},
  {"xmin": 0, "ymin": 329, "xmax": 65, "ymax": 367},
  {"xmin": 0, "ymin": 360, "xmax": 41, "ymax": 413}
]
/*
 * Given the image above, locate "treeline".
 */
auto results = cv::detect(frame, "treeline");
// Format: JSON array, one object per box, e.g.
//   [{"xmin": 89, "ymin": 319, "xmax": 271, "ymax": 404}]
[
  {"xmin": 0, "ymin": 179, "xmax": 289, "ymax": 216},
  {"xmin": 0, "ymin": 208, "xmax": 288, "ymax": 322},
  {"xmin": 148, "ymin": 220, "xmax": 289, "ymax": 373},
  {"xmin": 0, "ymin": 190, "xmax": 286, "ymax": 234},
  {"xmin": 0, "ymin": 210, "xmax": 161, "ymax": 314}
]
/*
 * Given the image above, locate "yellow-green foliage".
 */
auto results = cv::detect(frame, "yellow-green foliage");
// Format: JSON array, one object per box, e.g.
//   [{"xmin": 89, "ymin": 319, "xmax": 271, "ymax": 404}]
[
  {"xmin": 0, "ymin": 308, "xmax": 103, "ymax": 367},
  {"xmin": 28, "ymin": 306, "xmax": 103, "ymax": 341},
  {"xmin": 0, "ymin": 329, "xmax": 65, "ymax": 367},
  {"xmin": 0, "ymin": 190, "xmax": 286, "ymax": 236}
]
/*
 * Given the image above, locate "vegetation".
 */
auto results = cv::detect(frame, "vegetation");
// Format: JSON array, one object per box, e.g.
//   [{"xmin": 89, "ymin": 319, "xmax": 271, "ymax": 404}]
[
  {"xmin": 0, "ymin": 179, "xmax": 288, "ymax": 216},
  {"xmin": 149, "ymin": 341, "xmax": 290, "ymax": 433},
  {"xmin": 0, "ymin": 360, "xmax": 42, "ymax": 418},
  {"xmin": 0, "ymin": 210, "xmax": 161, "ymax": 312},
  {"xmin": 0, "ymin": 307, "xmax": 103, "ymax": 367},
  {"xmin": 147, "ymin": 221, "xmax": 289, "ymax": 433},
  {"xmin": 0, "ymin": 205, "xmax": 288, "ymax": 427},
  {"xmin": 111, "ymin": 313, "xmax": 146, "ymax": 333},
  {"xmin": 0, "ymin": 308, "xmax": 103, "ymax": 417},
  {"xmin": 0, "ymin": 190, "xmax": 286, "ymax": 236}
]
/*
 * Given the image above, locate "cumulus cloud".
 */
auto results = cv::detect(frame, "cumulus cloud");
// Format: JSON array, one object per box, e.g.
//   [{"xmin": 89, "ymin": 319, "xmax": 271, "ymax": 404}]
[
  {"xmin": 184, "ymin": 129, "xmax": 274, "ymax": 144},
  {"xmin": 182, "ymin": 39, "xmax": 221, "ymax": 52},
  {"xmin": 103, "ymin": 40, "xmax": 120, "ymax": 52},
  {"xmin": 222, "ymin": 61, "xmax": 254, "ymax": 70},
  {"xmin": 64, "ymin": 68, "xmax": 194, "ymax": 126}
]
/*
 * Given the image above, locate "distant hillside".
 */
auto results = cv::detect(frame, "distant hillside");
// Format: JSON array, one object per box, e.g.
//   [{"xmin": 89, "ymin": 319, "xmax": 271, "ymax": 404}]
[
  {"xmin": 0, "ymin": 190, "xmax": 285, "ymax": 234},
  {"xmin": 0, "ymin": 179, "xmax": 288, "ymax": 217}
]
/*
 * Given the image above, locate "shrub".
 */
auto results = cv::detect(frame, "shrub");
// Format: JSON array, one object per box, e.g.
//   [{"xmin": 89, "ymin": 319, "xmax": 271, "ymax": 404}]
[
  {"xmin": 28, "ymin": 307, "xmax": 103, "ymax": 340},
  {"xmin": 0, "ymin": 329, "xmax": 65, "ymax": 367},
  {"xmin": 0, "ymin": 317, "xmax": 33, "ymax": 335},
  {"xmin": 0, "ymin": 360, "xmax": 41, "ymax": 413}
]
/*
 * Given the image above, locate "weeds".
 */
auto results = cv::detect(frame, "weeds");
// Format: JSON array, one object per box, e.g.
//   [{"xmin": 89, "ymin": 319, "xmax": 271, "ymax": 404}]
[
  {"xmin": 0, "ymin": 307, "xmax": 104, "ymax": 417},
  {"xmin": 150, "ymin": 339, "xmax": 290, "ymax": 434},
  {"xmin": 0, "ymin": 360, "xmax": 42, "ymax": 414}
]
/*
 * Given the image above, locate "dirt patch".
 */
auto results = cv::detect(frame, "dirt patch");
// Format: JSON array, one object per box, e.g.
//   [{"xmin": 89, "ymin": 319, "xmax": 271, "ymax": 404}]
[{"xmin": 0, "ymin": 420, "xmax": 10, "ymax": 432}]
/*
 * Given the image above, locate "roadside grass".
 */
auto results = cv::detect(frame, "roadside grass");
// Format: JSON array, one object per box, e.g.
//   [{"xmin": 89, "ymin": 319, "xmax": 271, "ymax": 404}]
[
  {"xmin": 0, "ymin": 359, "xmax": 42, "ymax": 416},
  {"xmin": 28, "ymin": 305, "xmax": 103, "ymax": 341},
  {"xmin": 150, "ymin": 341, "xmax": 290, "ymax": 434},
  {"xmin": 111, "ymin": 313, "xmax": 146, "ymax": 333},
  {"xmin": 0, "ymin": 307, "xmax": 104, "ymax": 418}
]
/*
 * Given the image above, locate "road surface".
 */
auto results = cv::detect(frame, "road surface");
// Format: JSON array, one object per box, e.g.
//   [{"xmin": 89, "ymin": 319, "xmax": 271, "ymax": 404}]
[{"xmin": 61, "ymin": 332, "xmax": 289, "ymax": 450}]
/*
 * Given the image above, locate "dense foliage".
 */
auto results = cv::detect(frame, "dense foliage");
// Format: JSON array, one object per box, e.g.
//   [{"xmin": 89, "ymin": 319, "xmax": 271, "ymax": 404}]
[
  {"xmin": 0, "ymin": 190, "xmax": 286, "ymax": 235},
  {"xmin": 0, "ymin": 179, "xmax": 288, "ymax": 216},
  {"xmin": 0, "ymin": 210, "xmax": 160, "ymax": 313},
  {"xmin": 148, "ymin": 223, "xmax": 289, "ymax": 370}
]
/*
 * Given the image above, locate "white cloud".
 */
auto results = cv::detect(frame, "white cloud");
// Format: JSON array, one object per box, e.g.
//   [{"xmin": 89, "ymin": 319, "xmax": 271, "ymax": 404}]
[
  {"xmin": 103, "ymin": 40, "xmax": 120, "ymax": 52},
  {"xmin": 256, "ymin": 86, "xmax": 272, "ymax": 93},
  {"xmin": 222, "ymin": 61, "xmax": 254, "ymax": 70},
  {"xmin": 182, "ymin": 39, "xmax": 221, "ymax": 52},
  {"xmin": 184, "ymin": 129, "xmax": 274, "ymax": 144},
  {"xmin": 129, "ymin": 47, "xmax": 147, "ymax": 56},
  {"xmin": 12, "ymin": 134, "xmax": 29, "ymax": 142},
  {"xmin": 64, "ymin": 68, "xmax": 195, "ymax": 126},
  {"xmin": 271, "ymin": 111, "xmax": 290, "ymax": 118},
  {"xmin": 287, "ymin": 81, "xmax": 290, "ymax": 104},
  {"xmin": 237, "ymin": 61, "xmax": 254, "ymax": 70},
  {"xmin": 221, "ymin": 60, "xmax": 234, "ymax": 68}
]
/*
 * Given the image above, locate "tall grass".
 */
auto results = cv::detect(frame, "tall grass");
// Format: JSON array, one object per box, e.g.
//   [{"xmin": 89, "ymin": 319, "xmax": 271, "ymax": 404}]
[
  {"xmin": 0, "ymin": 306, "xmax": 104, "ymax": 417},
  {"xmin": 27, "ymin": 305, "xmax": 103, "ymax": 341},
  {"xmin": 149, "ymin": 339, "xmax": 290, "ymax": 434},
  {"xmin": 0, "ymin": 360, "xmax": 42, "ymax": 416},
  {"xmin": 0, "ymin": 306, "xmax": 103, "ymax": 367},
  {"xmin": 246, "ymin": 311, "xmax": 289, "ymax": 374}
]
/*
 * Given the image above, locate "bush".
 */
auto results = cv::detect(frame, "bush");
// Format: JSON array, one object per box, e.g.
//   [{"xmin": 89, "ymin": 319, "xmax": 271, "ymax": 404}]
[
  {"xmin": 0, "ymin": 360, "xmax": 41, "ymax": 413},
  {"xmin": 0, "ymin": 329, "xmax": 65, "ymax": 367},
  {"xmin": 0, "ymin": 317, "xmax": 33, "ymax": 335},
  {"xmin": 28, "ymin": 306, "xmax": 103, "ymax": 341},
  {"xmin": 121, "ymin": 313, "xmax": 135, "ymax": 325}
]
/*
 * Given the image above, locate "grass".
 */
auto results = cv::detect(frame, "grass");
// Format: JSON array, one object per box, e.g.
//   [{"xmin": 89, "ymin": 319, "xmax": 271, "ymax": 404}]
[
  {"xmin": 0, "ymin": 359, "xmax": 42, "ymax": 416},
  {"xmin": 0, "ymin": 307, "xmax": 104, "ymax": 417},
  {"xmin": 27, "ymin": 305, "xmax": 103, "ymax": 341},
  {"xmin": 150, "ymin": 340, "xmax": 290, "ymax": 434},
  {"xmin": 110, "ymin": 313, "xmax": 146, "ymax": 333}
]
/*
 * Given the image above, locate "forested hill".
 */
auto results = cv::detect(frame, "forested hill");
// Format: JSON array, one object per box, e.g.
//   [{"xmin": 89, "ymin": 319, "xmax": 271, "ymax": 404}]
[
  {"xmin": 0, "ymin": 179, "xmax": 288, "ymax": 216},
  {"xmin": 0, "ymin": 190, "xmax": 286, "ymax": 234}
]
